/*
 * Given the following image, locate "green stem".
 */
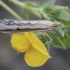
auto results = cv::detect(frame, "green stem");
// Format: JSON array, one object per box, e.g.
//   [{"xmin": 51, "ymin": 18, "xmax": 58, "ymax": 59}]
[
  {"xmin": 0, "ymin": 0, "xmax": 22, "ymax": 20},
  {"xmin": 10, "ymin": 0, "xmax": 45, "ymax": 19},
  {"xmin": 22, "ymin": 8, "xmax": 29, "ymax": 20},
  {"xmin": 9, "ymin": 0, "xmax": 25, "ymax": 8}
]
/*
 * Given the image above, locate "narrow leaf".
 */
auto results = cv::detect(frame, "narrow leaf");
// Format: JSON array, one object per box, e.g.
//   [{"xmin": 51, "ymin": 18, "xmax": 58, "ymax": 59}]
[{"xmin": 42, "ymin": 0, "xmax": 56, "ymax": 11}]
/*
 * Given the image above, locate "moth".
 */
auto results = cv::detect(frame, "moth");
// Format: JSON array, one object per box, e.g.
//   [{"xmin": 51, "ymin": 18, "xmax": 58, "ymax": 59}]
[{"xmin": 0, "ymin": 19, "xmax": 62, "ymax": 33}]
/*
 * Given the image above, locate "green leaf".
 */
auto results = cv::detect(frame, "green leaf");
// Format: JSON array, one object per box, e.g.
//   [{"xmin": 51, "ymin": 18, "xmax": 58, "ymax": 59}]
[
  {"xmin": 52, "ymin": 37, "xmax": 66, "ymax": 49},
  {"xmin": 50, "ymin": 6, "xmax": 70, "ymax": 12},
  {"xmin": 58, "ymin": 10, "xmax": 70, "ymax": 22},
  {"xmin": 41, "ymin": 0, "xmax": 56, "ymax": 11},
  {"xmin": 48, "ymin": 9, "xmax": 62, "ymax": 19},
  {"xmin": 61, "ymin": 33, "xmax": 70, "ymax": 47},
  {"xmin": 54, "ymin": 27, "xmax": 65, "ymax": 37},
  {"xmin": 48, "ymin": 9, "xmax": 70, "ymax": 26}
]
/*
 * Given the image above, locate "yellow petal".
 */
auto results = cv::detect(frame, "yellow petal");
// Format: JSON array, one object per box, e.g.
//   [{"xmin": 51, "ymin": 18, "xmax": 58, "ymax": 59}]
[
  {"xmin": 24, "ymin": 32, "xmax": 51, "ymax": 67},
  {"xmin": 11, "ymin": 32, "xmax": 30, "ymax": 53},
  {"xmin": 24, "ymin": 45, "xmax": 50, "ymax": 67},
  {"xmin": 28, "ymin": 32, "xmax": 50, "ymax": 56}
]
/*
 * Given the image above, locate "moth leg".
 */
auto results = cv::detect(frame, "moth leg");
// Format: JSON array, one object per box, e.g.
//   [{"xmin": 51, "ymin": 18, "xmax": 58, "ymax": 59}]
[{"xmin": 42, "ymin": 31, "xmax": 53, "ymax": 45}]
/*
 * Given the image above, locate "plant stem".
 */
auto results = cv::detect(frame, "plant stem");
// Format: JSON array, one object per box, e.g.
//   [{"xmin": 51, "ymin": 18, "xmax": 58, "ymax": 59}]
[
  {"xmin": 0, "ymin": 0, "xmax": 22, "ymax": 20},
  {"xmin": 9, "ymin": 0, "xmax": 46, "ymax": 19},
  {"xmin": 9, "ymin": 0, "xmax": 25, "ymax": 8}
]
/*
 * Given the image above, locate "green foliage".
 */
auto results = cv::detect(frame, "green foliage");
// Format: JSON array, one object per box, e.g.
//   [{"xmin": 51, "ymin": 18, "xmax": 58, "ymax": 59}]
[
  {"xmin": 1, "ymin": 0, "xmax": 70, "ymax": 49},
  {"xmin": 52, "ymin": 37, "xmax": 66, "ymax": 49},
  {"xmin": 25, "ymin": 2, "xmax": 39, "ymax": 7},
  {"xmin": 41, "ymin": 0, "xmax": 56, "ymax": 12},
  {"xmin": 22, "ymin": 8, "xmax": 29, "ymax": 20},
  {"xmin": 57, "ymin": 10, "xmax": 70, "ymax": 22}
]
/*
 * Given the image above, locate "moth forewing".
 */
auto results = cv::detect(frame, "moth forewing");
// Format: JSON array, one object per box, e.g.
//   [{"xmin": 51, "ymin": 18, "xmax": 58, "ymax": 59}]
[{"xmin": 0, "ymin": 19, "xmax": 62, "ymax": 33}]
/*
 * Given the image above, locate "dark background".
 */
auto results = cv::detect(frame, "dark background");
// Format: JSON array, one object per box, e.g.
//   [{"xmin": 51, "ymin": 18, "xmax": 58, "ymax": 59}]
[{"xmin": 0, "ymin": 0, "xmax": 70, "ymax": 70}]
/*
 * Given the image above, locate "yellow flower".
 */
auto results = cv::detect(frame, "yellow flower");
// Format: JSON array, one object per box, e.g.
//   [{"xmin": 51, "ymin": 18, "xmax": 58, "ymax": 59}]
[{"xmin": 11, "ymin": 32, "xmax": 51, "ymax": 67}]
